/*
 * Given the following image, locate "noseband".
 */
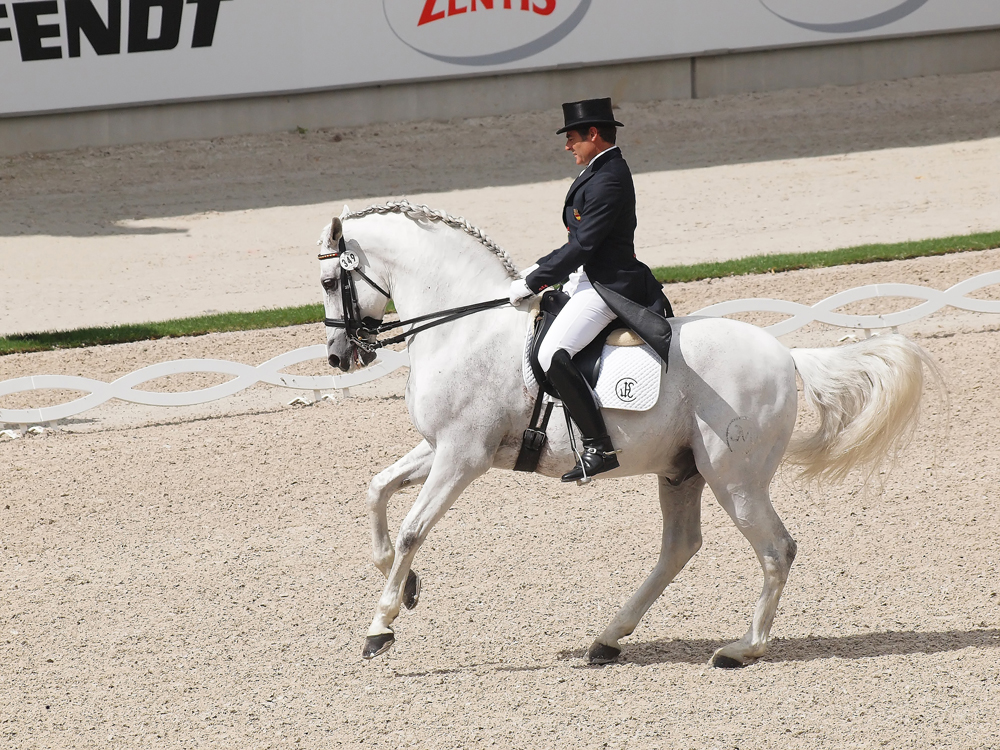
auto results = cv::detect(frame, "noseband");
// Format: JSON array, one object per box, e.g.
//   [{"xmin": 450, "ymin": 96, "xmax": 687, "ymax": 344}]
[{"xmin": 319, "ymin": 236, "xmax": 509, "ymax": 353}]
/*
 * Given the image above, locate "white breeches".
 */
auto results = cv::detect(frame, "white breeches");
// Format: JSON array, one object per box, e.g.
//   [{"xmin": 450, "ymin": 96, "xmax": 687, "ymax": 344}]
[{"xmin": 537, "ymin": 281, "xmax": 617, "ymax": 372}]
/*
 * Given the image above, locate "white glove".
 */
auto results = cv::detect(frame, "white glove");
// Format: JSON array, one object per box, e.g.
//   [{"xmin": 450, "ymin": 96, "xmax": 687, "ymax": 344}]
[
  {"xmin": 508, "ymin": 278, "xmax": 534, "ymax": 306},
  {"xmin": 519, "ymin": 263, "xmax": 539, "ymax": 280},
  {"xmin": 563, "ymin": 267, "xmax": 584, "ymax": 297}
]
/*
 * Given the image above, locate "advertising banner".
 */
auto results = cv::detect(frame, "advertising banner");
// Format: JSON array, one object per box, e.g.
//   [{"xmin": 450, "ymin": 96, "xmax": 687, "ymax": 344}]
[{"xmin": 2, "ymin": 0, "xmax": 999, "ymax": 116}]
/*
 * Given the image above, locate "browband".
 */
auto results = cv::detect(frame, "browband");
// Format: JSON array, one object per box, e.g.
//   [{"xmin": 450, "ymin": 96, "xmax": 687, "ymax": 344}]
[{"xmin": 318, "ymin": 235, "xmax": 347, "ymax": 261}]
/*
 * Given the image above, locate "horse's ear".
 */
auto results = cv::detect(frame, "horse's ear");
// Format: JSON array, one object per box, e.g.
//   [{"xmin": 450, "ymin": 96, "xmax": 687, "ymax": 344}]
[{"xmin": 330, "ymin": 217, "xmax": 343, "ymax": 242}]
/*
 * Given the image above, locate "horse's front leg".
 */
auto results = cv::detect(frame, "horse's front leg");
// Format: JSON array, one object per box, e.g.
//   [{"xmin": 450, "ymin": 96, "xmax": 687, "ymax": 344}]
[
  {"xmin": 368, "ymin": 440, "xmax": 435, "ymax": 608},
  {"xmin": 362, "ymin": 442, "xmax": 492, "ymax": 659}
]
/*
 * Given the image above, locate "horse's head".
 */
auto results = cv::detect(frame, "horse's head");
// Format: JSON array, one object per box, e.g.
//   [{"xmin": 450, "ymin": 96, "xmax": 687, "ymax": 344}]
[{"xmin": 318, "ymin": 216, "xmax": 390, "ymax": 372}]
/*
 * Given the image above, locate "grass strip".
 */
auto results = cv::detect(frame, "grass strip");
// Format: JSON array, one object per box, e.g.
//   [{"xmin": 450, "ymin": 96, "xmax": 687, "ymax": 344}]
[
  {"xmin": 651, "ymin": 230, "xmax": 1000, "ymax": 284},
  {"xmin": 0, "ymin": 305, "xmax": 325, "ymax": 356},
  {"xmin": 3, "ymin": 230, "xmax": 998, "ymax": 356}
]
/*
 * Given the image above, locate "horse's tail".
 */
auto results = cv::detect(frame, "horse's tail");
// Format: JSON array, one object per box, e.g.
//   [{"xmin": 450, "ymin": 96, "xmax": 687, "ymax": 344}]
[{"xmin": 786, "ymin": 333, "xmax": 944, "ymax": 484}]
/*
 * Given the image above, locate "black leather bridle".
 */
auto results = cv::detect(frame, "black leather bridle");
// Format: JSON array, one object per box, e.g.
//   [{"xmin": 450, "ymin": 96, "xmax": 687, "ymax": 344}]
[{"xmin": 319, "ymin": 236, "xmax": 509, "ymax": 353}]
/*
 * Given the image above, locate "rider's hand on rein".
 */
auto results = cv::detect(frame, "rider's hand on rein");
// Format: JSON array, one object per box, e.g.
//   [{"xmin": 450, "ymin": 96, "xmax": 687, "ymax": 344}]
[{"xmin": 509, "ymin": 279, "xmax": 534, "ymax": 306}]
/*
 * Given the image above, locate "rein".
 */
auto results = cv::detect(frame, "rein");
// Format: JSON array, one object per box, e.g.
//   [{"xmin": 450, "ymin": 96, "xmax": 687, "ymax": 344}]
[{"xmin": 319, "ymin": 236, "xmax": 508, "ymax": 352}]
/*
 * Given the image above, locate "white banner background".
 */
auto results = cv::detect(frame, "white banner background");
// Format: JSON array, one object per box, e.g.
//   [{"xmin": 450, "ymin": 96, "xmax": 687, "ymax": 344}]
[{"xmin": 1, "ymin": 0, "xmax": 998, "ymax": 116}]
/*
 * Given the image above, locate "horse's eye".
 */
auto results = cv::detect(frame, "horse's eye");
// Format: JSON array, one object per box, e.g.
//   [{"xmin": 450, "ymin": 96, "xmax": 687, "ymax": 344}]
[{"xmin": 322, "ymin": 277, "xmax": 339, "ymax": 293}]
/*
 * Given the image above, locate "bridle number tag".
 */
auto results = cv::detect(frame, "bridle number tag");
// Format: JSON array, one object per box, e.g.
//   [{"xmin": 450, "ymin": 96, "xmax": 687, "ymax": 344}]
[{"xmin": 340, "ymin": 251, "xmax": 361, "ymax": 271}]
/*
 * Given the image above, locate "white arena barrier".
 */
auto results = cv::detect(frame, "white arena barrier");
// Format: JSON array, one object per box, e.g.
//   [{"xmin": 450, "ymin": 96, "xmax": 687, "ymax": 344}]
[
  {"xmin": 0, "ymin": 346, "xmax": 409, "ymax": 432},
  {"xmin": 691, "ymin": 270, "xmax": 1000, "ymax": 337},
  {"xmin": 2, "ymin": 270, "xmax": 999, "ymax": 432}
]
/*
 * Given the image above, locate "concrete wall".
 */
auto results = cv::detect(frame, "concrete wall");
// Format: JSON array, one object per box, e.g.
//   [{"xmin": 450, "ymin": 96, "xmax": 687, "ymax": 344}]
[
  {"xmin": 693, "ymin": 26, "xmax": 1000, "ymax": 98},
  {"xmin": 2, "ymin": 27, "xmax": 998, "ymax": 156},
  {"xmin": 0, "ymin": 57, "xmax": 692, "ymax": 155}
]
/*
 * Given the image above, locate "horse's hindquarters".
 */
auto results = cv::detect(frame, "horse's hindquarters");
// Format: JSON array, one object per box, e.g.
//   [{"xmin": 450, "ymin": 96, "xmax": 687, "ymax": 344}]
[
  {"xmin": 669, "ymin": 317, "xmax": 798, "ymax": 483},
  {"xmin": 506, "ymin": 317, "xmax": 800, "ymax": 483}
]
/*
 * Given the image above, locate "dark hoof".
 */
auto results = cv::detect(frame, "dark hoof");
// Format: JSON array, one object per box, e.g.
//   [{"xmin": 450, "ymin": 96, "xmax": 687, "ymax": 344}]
[
  {"xmin": 362, "ymin": 633, "xmax": 395, "ymax": 660},
  {"xmin": 403, "ymin": 570, "xmax": 421, "ymax": 610},
  {"xmin": 587, "ymin": 642, "xmax": 621, "ymax": 665},
  {"xmin": 711, "ymin": 653, "xmax": 745, "ymax": 669}
]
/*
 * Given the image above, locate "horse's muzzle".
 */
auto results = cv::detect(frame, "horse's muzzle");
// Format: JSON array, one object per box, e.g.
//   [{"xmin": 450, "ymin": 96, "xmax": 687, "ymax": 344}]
[
  {"xmin": 329, "ymin": 346, "xmax": 377, "ymax": 371},
  {"xmin": 328, "ymin": 353, "xmax": 351, "ymax": 372}
]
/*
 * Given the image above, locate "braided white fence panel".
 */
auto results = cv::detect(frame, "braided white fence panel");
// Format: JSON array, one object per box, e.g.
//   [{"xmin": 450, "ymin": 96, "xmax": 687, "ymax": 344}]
[
  {"xmin": 2, "ymin": 271, "xmax": 999, "ymax": 431},
  {"xmin": 0, "ymin": 346, "xmax": 409, "ymax": 430},
  {"xmin": 692, "ymin": 270, "xmax": 1000, "ymax": 336}
]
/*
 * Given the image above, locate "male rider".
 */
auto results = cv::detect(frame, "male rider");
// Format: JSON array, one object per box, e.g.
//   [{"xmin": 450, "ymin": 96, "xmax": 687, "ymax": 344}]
[{"xmin": 509, "ymin": 98, "xmax": 670, "ymax": 482}]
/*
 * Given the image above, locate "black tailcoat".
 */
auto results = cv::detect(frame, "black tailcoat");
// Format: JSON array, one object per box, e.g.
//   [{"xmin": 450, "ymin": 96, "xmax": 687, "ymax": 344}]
[{"xmin": 525, "ymin": 148, "xmax": 669, "ymax": 315}]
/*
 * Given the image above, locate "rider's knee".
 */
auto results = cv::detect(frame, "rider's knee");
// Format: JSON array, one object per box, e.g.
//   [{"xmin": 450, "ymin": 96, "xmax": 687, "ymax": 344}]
[{"xmin": 542, "ymin": 347, "xmax": 572, "ymax": 373}]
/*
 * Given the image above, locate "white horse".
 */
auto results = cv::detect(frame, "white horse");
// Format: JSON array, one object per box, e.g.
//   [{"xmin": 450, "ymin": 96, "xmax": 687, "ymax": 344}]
[{"xmin": 318, "ymin": 201, "xmax": 936, "ymax": 667}]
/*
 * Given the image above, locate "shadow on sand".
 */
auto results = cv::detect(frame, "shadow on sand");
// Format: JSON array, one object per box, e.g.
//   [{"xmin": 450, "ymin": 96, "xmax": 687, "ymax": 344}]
[
  {"xmin": 556, "ymin": 628, "xmax": 1000, "ymax": 666},
  {"xmin": 383, "ymin": 629, "xmax": 1000, "ymax": 678}
]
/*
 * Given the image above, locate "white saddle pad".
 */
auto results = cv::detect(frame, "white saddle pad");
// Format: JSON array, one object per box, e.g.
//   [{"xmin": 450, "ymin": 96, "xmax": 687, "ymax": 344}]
[{"xmin": 522, "ymin": 318, "xmax": 663, "ymax": 412}]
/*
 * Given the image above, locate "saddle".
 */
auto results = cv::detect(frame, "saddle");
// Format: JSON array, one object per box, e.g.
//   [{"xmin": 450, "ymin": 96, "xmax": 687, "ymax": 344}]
[
  {"xmin": 515, "ymin": 289, "xmax": 670, "ymax": 472},
  {"xmin": 527, "ymin": 290, "xmax": 646, "ymax": 398}
]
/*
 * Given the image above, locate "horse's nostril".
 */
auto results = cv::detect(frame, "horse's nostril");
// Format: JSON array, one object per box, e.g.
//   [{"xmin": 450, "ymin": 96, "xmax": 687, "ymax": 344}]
[{"xmin": 328, "ymin": 354, "xmax": 340, "ymax": 369}]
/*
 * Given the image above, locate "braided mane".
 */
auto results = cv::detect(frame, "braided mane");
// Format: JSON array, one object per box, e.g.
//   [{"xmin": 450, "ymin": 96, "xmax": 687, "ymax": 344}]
[{"xmin": 338, "ymin": 200, "xmax": 520, "ymax": 279}]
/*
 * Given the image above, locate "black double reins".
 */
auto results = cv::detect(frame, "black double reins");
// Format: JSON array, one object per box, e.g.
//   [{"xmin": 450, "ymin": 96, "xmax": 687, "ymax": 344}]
[{"xmin": 320, "ymin": 236, "xmax": 508, "ymax": 352}]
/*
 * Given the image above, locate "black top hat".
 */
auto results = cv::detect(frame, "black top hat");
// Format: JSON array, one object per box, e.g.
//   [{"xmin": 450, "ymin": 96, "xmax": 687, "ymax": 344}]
[{"xmin": 556, "ymin": 97, "xmax": 624, "ymax": 134}]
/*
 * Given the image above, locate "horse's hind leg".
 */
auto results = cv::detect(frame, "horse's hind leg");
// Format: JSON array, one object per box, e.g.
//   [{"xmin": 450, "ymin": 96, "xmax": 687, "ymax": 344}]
[
  {"xmin": 588, "ymin": 474, "xmax": 706, "ymax": 664},
  {"xmin": 368, "ymin": 440, "xmax": 434, "ymax": 609},
  {"xmin": 708, "ymin": 477, "xmax": 797, "ymax": 668}
]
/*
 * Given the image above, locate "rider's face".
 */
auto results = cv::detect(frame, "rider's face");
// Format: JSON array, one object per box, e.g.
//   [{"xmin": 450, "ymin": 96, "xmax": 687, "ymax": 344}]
[{"xmin": 565, "ymin": 128, "xmax": 600, "ymax": 166}]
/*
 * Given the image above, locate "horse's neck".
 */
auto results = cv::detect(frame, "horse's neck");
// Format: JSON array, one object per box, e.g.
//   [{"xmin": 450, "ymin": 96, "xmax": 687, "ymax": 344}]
[
  {"xmin": 356, "ymin": 216, "xmax": 527, "ymax": 383},
  {"xmin": 361, "ymin": 217, "xmax": 513, "ymax": 319}
]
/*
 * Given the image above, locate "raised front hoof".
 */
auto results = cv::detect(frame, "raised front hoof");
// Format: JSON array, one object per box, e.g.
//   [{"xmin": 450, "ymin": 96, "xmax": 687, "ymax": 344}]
[
  {"xmin": 403, "ymin": 570, "xmax": 421, "ymax": 610},
  {"xmin": 362, "ymin": 633, "xmax": 395, "ymax": 660},
  {"xmin": 587, "ymin": 641, "xmax": 622, "ymax": 665}
]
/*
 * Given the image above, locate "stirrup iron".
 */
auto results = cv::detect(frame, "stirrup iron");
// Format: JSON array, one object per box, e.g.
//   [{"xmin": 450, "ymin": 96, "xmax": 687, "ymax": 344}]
[{"xmin": 561, "ymin": 436, "xmax": 620, "ymax": 484}]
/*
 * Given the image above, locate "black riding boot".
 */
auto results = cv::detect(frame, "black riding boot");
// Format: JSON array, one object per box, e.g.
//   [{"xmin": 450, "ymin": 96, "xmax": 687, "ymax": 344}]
[{"xmin": 547, "ymin": 348, "xmax": 620, "ymax": 482}]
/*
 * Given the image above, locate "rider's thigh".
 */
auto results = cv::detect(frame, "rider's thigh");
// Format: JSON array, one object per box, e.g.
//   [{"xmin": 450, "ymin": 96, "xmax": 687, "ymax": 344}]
[{"xmin": 538, "ymin": 288, "xmax": 617, "ymax": 371}]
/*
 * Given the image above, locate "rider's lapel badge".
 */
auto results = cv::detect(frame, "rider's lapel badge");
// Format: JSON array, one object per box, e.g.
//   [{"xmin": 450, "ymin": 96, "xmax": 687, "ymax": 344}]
[{"xmin": 573, "ymin": 208, "xmax": 582, "ymax": 221}]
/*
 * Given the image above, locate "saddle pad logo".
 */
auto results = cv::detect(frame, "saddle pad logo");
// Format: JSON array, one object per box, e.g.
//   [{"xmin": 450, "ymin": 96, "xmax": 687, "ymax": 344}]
[
  {"xmin": 615, "ymin": 378, "xmax": 638, "ymax": 403},
  {"xmin": 594, "ymin": 344, "xmax": 660, "ymax": 412}
]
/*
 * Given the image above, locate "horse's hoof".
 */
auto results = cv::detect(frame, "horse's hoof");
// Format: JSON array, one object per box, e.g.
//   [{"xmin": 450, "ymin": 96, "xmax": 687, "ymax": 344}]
[
  {"xmin": 587, "ymin": 641, "xmax": 621, "ymax": 665},
  {"xmin": 403, "ymin": 570, "xmax": 421, "ymax": 610},
  {"xmin": 710, "ymin": 651, "xmax": 746, "ymax": 669},
  {"xmin": 362, "ymin": 633, "xmax": 395, "ymax": 660}
]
